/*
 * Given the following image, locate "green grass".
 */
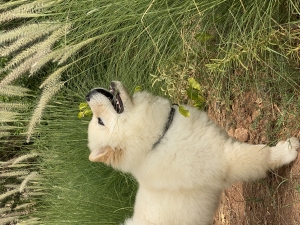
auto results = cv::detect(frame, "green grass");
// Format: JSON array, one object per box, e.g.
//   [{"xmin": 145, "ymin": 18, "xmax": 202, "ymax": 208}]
[{"xmin": 31, "ymin": 93, "xmax": 137, "ymax": 224}]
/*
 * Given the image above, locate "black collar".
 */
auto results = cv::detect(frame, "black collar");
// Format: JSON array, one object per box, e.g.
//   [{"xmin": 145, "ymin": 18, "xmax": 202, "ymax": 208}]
[{"xmin": 152, "ymin": 106, "xmax": 176, "ymax": 150}]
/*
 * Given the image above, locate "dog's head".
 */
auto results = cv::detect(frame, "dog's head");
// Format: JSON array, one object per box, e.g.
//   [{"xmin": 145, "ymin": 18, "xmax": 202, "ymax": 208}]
[
  {"xmin": 86, "ymin": 81, "xmax": 173, "ymax": 172},
  {"xmin": 86, "ymin": 81, "xmax": 133, "ymax": 168}
]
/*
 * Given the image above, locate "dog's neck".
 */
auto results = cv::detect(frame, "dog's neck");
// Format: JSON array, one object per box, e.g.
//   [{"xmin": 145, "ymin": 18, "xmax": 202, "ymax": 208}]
[{"xmin": 152, "ymin": 106, "xmax": 176, "ymax": 150}]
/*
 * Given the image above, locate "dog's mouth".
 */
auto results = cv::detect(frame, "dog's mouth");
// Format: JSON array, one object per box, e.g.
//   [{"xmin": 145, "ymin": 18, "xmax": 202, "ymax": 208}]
[
  {"xmin": 110, "ymin": 84, "xmax": 124, "ymax": 114},
  {"xmin": 86, "ymin": 84, "xmax": 124, "ymax": 114}
]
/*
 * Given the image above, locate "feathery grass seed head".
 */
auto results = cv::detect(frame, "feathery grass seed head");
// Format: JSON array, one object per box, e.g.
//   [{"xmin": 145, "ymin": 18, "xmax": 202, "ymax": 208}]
[
  {"xmin": 0, "ymin": 103, "xmax": 28, "ymax": 110},
  {"xmin": 39, "ymin": 64, "xmax": 70, "ymax": 89},
  {"xmin": 0, "ymin": 54, "xmax": 40, "ymax": 87},
  {"xmin": 0, "ymin": 111, "xmax": 19, "ymax": 122},
  {"xmin": 0, "ymin": 0, "xmax": 28, "ymax": 10},
  {"xmin": 26, "ymin": 80, "xmax": 64, "ymax": 142},
  {"xmin": 0, "ymin": 170, "xmax": 29, "ymax": 177},
  {"xmin": 19, "ymin": 172, "xmax": 39, "ymax": 193},
  {"xmin": 0, "ymin": 85, "xmax": 30, "ymax": 96},
  {"xmin": 30, "ymin": 48, "xmax": 65, "ymax": 74},
  {"xmin": 0, "ymin": 23, "xmax": 61, "ymax": 45},
  {"xmin": 0, "ymin": 24, "xmax": 61, "ymax": 57},
  {"xmin": 10, "ymin": 153, "xmax": 39, "ymax": 166},
  {"xmin": 0, "ymin": 0, "xmax": 56, "ymax": 24}
]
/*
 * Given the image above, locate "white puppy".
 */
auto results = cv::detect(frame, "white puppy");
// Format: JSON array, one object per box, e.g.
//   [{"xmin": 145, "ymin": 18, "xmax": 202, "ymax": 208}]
[{"xmin": 86, "ymin": 81, "xmax": 299, "ymax": 225}]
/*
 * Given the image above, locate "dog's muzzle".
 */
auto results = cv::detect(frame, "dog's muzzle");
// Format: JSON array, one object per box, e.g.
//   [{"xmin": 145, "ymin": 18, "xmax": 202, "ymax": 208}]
[{"xmin": 86, "ymin": 83, "xmax": 124, "ymax": 114}]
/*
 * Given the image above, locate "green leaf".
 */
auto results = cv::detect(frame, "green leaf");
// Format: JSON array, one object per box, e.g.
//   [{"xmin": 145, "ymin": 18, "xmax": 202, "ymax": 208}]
[
  {"xmin": 134, "ymin": 86, "xmax": 143, "ymax": 93},
  {"xmin": 78, "ymin": 111, "xmax": 84, "ymax": 119},
  {"xmin": 83, "ymin": 109, "xmax": 93, "ymax": 117},
  {"xmin": 193, "ymin": 101, "xmax": 205, "ymax": 110},
  {"xmin": 79, "ymin": 102, "xmax": 89, "ymax": 110},
  {"xmin": 78, "ymin": 102, "xmax": 93, "ymax": 118},
  {"xmin": 186, "ymin": 88, "xmax": 200, "ymax": 101},
  {"xmin": 188, "ymin": 78, "xmax": 201, "ymax": 91},
  {"xmin": 195, "ymin": 96, "xmax": 205, "ymax": 105},
  {"xmin": 178, "ymin": 105, "xmax": 190, "ymax": 117}
]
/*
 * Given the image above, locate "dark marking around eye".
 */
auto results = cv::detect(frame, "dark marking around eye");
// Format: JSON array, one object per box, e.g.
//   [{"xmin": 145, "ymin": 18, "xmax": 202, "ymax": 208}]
[{"xmin": 98, "ymin": 118, "xmax": 104, "ymax": 126}]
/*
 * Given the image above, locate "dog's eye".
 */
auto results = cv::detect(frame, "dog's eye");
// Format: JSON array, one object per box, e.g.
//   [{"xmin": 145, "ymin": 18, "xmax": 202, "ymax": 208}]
[{"xmin": 98, "ymin": 118, "xmax": 104, "ymax": 126}]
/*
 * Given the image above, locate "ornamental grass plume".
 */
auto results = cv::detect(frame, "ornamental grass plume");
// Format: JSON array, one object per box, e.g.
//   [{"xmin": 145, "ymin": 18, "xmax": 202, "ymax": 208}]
[
  {"xmin": 0, "ymin": 23, "xmax": 71, "ymax": 87},
  {"xmin": 0, "ymin": 0, "xmax": 56, "ymax": 24},
  {"xmin": 26, "ymin": 79, "xmax": 64, "ymax": 142}
]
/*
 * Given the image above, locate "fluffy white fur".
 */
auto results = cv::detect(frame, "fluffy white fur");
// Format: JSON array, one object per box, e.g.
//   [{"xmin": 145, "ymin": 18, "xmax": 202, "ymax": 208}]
[{"xmin": 87, "ymin": 81, "xmax": 299, "ymax": 225}]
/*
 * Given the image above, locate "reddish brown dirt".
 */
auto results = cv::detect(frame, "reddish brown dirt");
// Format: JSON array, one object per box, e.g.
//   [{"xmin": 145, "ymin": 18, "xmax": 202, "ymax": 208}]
[{"xmin": 207, "ymin": 92, "xmax": 300, "ymax": 225}]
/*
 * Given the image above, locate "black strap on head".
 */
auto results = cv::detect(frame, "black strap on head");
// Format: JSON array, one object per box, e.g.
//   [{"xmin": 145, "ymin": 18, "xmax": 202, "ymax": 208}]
[{"xmin": 152, "ymin": 106, "xmax": 176, "ymax": 150}]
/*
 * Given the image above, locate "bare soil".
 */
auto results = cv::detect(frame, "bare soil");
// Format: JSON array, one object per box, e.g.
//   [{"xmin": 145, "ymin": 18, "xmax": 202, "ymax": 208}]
[{"xmin": 207, "ymin": 92, "xmax": 300, "ymax": 225}]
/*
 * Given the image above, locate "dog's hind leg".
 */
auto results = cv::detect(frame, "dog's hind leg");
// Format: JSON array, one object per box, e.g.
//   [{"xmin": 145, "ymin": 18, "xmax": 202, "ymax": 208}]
[{"xmin": 224, "ymin": 137, "xmax": 299, "ymax": 183}]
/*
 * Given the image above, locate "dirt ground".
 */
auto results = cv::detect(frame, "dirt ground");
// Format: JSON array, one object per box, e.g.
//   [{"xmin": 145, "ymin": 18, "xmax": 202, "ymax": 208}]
[{"xmin": 207, "ymin": 92, "xmax": 300, "ymax": 225}]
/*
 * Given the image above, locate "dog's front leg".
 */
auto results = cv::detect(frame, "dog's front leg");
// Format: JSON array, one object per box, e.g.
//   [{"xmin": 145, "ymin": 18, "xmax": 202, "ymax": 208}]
[{"xmin": 224, "ymin": 137, "xmax": 299, "ymax": 183}]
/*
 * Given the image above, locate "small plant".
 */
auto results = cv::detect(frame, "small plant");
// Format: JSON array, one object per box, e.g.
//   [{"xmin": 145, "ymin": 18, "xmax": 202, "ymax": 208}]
[
  {"xmin": 151, "ymin": 62, "xmax": 205, "ymax": 117},
  {"xmin": 78, "ymin": 102, "xmax": 92, "ymax": 119},
  {"xmin": 186, "ymin": 78, "xmax": 205, "ymax": 109},
  {"xmin": 178, "ymin": 78, "xmax": 205, "ymax": 117}
]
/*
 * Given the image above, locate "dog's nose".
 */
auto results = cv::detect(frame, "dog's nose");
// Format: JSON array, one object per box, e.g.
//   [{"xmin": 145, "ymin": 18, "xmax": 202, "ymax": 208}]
[
  {"xmin": 86, "ymin": 88, "xmax": 105, "ymax": 102},
  {"xmin": 86, "ymin": 93, "xmax": 90, "ymax": 102}
]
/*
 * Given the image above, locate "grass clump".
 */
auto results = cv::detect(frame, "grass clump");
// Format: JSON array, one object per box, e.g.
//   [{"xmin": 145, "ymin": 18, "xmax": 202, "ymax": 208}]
[
  {"xmin": 31, "ymin": 93, "xmax": 137, "ymax": 224},
  {"xmin": 0, "ymin": 153, "xmax": 41, "ymax": 224}
]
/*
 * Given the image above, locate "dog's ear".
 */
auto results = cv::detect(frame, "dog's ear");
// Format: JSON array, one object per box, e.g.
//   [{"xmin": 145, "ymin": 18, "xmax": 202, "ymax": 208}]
[
  {"xmin": 89, "ymin": 147, "xmax": 107, "ymax": 162},
  {"xmin": 89, "ymin": 146, "xmax": 123, "ymax": 167}
]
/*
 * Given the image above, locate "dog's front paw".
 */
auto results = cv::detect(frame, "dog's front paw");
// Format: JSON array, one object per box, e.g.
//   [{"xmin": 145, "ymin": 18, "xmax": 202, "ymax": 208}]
[{"xmin": 274, "ymin": 137, "xmax": 299, "ymax": 165}]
